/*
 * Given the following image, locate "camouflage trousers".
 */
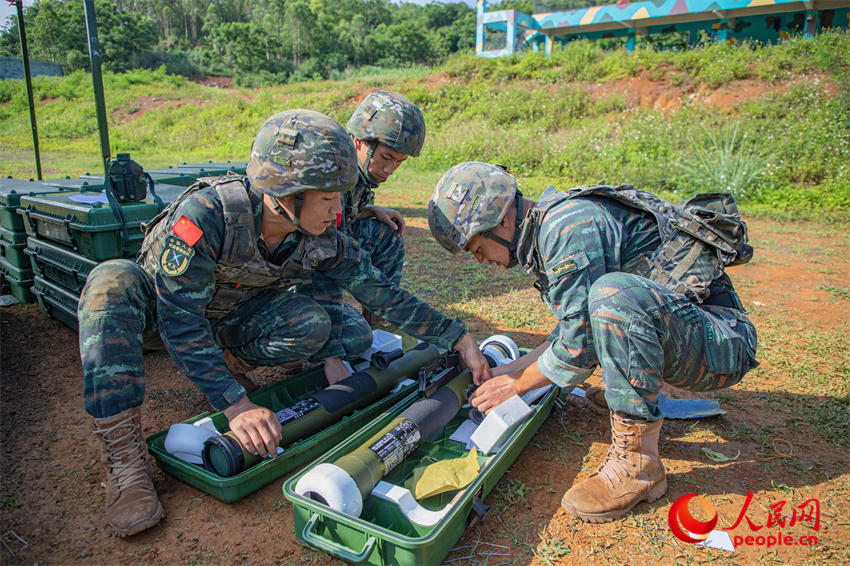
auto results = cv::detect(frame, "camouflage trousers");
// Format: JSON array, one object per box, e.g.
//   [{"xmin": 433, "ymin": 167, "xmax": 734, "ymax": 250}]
[
  {"xmin": 80, "ymin": 260, "xmax": 335, "ymax": 419},
  {"xmin": 295, "ymin": 218, "xmax": 405, "ymax": 359},
  {"xmin": 588, "ymin": 273, "xmax": 758, "ymax": 421}
]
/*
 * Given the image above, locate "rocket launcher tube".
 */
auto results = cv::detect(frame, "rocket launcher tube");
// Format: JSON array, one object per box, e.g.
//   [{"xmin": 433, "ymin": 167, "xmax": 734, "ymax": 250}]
[
  {"xmin": 293, "ymin": 335, "xmax": 520, "ymax": 516},
  {"xmin": 334, "ymin": 371, "xmax": 473, "ymax": 500},
  {"xmin": 203, "ymin": 343, "xmax": 440, "ymax": 477}
]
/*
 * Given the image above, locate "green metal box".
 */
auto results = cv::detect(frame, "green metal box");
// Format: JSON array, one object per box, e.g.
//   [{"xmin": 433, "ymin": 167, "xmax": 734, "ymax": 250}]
[
  {"xmin": 0, "ymin": 226, "xmax": 29, "ymax": 269},
  {"xmin": 25, "ymin": 237, "xmax": 99, "ymax": 293},
  {"xmin": 0, "ymin": 178, "xmax": 69, "ymax": 232},
  {"xmin": 146, "ymin": 359, "xmax": 425, "ymax": 503},
  {"xmin": 31, "ymin": 275, "xmax": 80, "ymax": 330},
  {"xmin": 282, "ymin": 383, "xmax": 558, "ymax": 566},
  {"xmin": 16, "ymin": 184, "xmax": 188, "ymax": 261},
  {"xmin": 0, "ymin": 255, "xmax": 35, "ymax": 303}
]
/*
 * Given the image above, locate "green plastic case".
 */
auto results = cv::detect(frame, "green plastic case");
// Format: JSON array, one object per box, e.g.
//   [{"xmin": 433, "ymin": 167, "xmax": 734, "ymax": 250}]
[
  {"xmin": 282, "ymin": 383, "xmax": 558, "ymax": 566},
  {"xmin": 0, "ymin": 255, "xmax": 35, "ymax": 303},
  {"xmin": 0, "ymin": 226, "xmax": 29, "ymax": 269},
  {"xmin": 16, "ymin": 184, "xmax": 188, "ymax": 261},
  {"xmin": 0, "ymin": 178, "xmax": 69, "ymax": 232},
  {"xmin": 31, "ymin": 275, "xmax": 80, "ymax": 330},
  {"xmin": 25, "ymin": 237, "xmax": 99, "ymax": 293},
  {"xmin": 146, "ymin": 365, "xmax": 422, "ymax": 503},
  {"xmin": 177, "ymin": 161, "xmax": 247, "ymax": 172}
]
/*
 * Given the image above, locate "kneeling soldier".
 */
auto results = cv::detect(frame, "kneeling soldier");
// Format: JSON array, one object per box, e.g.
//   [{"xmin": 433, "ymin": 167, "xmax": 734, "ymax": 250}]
[
  {"xmin": 79, "ymin": 112, "xmax": 489, "ymax": 537},
  {"xmin": 427, "ymin": 162, "xmax": 758, "ymax": 523}
]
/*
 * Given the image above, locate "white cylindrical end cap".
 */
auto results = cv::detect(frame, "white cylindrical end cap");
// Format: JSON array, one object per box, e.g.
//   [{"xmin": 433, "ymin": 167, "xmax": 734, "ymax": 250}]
[
  {"xmin": 294, "ymin": 462, "xmax": 363, "ymax": 517},
  {"xmin": 480, "ymin": 334, "xmax": 520, "ymax": 366}
]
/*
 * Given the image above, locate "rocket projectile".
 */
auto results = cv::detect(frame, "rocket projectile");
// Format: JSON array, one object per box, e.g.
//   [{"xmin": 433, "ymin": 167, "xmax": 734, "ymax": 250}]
[
  {"xmin": 202, "ymin": 342, "xmax": 440, "ymax": 477},
  {"xmin": 293, "ymin": 335, "xmax": 520, "ymax": 517}
]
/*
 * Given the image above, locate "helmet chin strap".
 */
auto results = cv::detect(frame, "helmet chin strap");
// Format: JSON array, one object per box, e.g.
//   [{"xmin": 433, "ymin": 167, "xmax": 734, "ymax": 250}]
[
  {"xmin": 272, "ymin": 194, "xmax": 307, "ymax": 233},
  {"xmin": 481, "ymin": 191, "xmax": 524, "ymax": 268},
  {"xmin": 356, "ymin": 139, "xmax": 380, "ymax": 188}
]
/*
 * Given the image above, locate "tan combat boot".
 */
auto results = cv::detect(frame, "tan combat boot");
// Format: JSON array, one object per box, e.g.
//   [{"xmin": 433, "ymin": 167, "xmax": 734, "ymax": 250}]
[
  {"xmin": 93, "ymin": 407, "xmax": 164, "ymax": 537},
  {"xmin": 561, "ymin": 411, "xmax": 666, "ymax": 523},
  {"xmin": 583, "ymin": 386, "xmax": 609, "ymax": 415}
]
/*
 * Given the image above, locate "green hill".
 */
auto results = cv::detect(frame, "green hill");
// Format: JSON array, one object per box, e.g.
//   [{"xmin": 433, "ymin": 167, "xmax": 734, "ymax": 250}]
[{"xmin": 1, "ymin": 31, "xmax": 848, "ymax": 221}]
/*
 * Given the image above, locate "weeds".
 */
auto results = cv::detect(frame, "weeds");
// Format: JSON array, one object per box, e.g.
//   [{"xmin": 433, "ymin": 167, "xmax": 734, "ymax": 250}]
[
  {"xmin": 535, "ymin": 531, "xmax": 571, "ymax": 565},
  {"xmin": 674, "ymin": 123, "xmax": 772, "ymax": 200},
  {"xmin": 817, "ymin": 283, "xmax": 850, "ymax": 300}
]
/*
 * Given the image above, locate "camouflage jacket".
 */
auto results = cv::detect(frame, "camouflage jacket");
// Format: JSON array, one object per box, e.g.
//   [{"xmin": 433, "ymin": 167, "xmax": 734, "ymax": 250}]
[
  {"xmin": 517, "ymin": 185, "xmax": 744, "ymax": 387},
  {"xmin": 136, "ymin": 176, "xmax": 465, "ymax": 410}
]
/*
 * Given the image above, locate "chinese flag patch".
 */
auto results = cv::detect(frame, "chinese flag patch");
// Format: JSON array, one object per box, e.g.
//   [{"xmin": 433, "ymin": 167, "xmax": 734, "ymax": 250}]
[{"xmin": 171, "ymin": 215, "xmax": 203, "ymax": 246}]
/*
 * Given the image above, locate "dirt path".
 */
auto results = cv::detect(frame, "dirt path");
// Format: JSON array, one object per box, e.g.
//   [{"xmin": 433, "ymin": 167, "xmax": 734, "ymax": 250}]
[{"xmin": 1, "ymin": 217, "xmax": 847, "ymax": 565}]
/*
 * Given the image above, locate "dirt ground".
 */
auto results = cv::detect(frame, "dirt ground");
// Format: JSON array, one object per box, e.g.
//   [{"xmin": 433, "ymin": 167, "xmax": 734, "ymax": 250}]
[{"xmin": 1, "ymin": 216, "xmax": 848, "ymax": 565}]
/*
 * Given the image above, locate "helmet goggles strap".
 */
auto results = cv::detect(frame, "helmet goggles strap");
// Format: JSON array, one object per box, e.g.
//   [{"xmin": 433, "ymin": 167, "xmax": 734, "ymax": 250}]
[
  {"xmin": 356, "ymin": 139, "xmax": 380, "ymax": 187},
  {"xmin": 272, "ymin": 194, "xmax": 305, "ymax": 231},
  {"xmin": 480, "ymin": 191, "xmax": 524, "ymax": 267}
]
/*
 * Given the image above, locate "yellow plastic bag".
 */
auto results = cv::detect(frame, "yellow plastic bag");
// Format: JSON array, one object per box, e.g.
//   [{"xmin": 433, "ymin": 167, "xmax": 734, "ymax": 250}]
[{"xmin": 406, "ymin": 447, "xmax": 480, "ymax": 500}]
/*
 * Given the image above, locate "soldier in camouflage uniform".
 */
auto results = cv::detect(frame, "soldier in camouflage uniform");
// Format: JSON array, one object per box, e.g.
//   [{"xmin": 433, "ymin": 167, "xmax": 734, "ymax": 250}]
[
  {"xmin": 296, "ymin": 91, "xmax": 426, "ymax": 367},
  {"xmin": 428, "ymin": 161, "xmax": 758, "ymax": 523},
  {"xmin": 78, "ymin": 112, "xmax": 489, "ymax": 537}
]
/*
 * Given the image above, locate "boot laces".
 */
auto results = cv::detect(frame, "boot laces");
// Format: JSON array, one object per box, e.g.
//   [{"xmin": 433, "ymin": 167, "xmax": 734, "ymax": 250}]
[
  {"xmin": 98, "ymin": 420, "xmax": 150, "ymax": 492},
  {"xmin": 596, "ymin": 427, "xmax": 636, "ymax": 490}
]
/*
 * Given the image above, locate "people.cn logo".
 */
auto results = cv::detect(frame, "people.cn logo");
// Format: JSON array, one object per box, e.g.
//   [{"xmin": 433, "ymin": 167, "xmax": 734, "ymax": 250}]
[{"xmin": 668, "ymin": 494, "xmax": 718, "ymax": 543}]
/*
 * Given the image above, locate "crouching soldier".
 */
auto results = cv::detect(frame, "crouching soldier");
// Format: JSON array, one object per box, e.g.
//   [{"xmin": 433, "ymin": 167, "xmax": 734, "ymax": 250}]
[
  {"xmin": 427, "ymin": 162, "xmax": 758, "ymax": 523},
  {"xmin": 297, "ymin": 91, "xmax": 426, "ymax": 380},
  {"xmin": 78, "ymin": 111, "xmax": 489, "ymax": 537}
]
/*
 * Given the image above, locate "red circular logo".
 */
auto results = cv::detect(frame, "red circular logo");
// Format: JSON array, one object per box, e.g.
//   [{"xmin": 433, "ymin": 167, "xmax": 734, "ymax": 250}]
[{"xmin": 668, "ymin": 494, "xmax": 718, "ymax": 543}]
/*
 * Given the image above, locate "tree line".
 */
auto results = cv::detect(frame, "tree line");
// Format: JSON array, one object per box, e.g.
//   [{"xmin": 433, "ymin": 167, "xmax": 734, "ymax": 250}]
[{"xmin": 0, "ymin": 0, "xmax": 484, "ymax": 85}]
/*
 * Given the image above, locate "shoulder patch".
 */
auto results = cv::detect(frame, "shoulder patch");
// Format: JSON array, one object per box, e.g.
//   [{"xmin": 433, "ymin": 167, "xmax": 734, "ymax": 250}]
[
  {"xmin": 171, "ymin": 215, "xmax": 203, "ymax": 246},
  {"xmin": 160, "ymin": 235, "xmax": 195, "ymax": 277},
  {"xmin": 546, "ymin": 251, "xmax": 589, "ymax": 284}
]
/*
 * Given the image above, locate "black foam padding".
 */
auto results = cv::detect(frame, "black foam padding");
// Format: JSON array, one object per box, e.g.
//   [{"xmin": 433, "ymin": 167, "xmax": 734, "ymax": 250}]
[
  {"xmin": 400, "ymin": 385, "xmax": 461, "ymax": 442},
  {"xmin": 312, "ymin": 371, "xmax": 377, "ymax": 414}
]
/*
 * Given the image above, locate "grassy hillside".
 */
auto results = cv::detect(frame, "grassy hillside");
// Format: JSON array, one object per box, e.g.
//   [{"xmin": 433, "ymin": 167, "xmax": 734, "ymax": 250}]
[{"xmin": 1, "ymin": 31, "xmax": 848, "ymax": 220}]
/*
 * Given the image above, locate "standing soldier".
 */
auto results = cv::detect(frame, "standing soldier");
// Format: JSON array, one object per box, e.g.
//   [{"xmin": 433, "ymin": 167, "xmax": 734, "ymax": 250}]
[
  {"xmin": 78, "ymin": 112, "xmax": 489, "ymax": 537},
  {"xmin": 297, "ymin": 91, "xmax": 426, "ymax": 379},
  {"xmin": 427, "ymin": 162, "xmax": 758, "ymax": 523}
]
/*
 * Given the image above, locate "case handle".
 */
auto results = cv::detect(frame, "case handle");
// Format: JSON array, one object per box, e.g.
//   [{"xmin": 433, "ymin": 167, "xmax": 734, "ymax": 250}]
[{"xmin": 302, "ymin": 513, "xmax": 376, "ymax": 564}]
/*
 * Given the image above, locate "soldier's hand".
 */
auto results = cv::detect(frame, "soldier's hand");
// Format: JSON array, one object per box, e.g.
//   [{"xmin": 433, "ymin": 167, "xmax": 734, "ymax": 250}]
[
  {"xmin": 323, "ymin": 356, "xmax": 352, "ymax": 385},
  {"xmin": 469, "ymin": 375, "xmax": 519, "ymax": 414},
  {"xmin": 365, "ymin": 205, "xmax": 405, "ymax": 236},
  {"xmin": 454, "ymin": 333, "xmax": 492, "ymax": 385},
  {"xmin": 223, "ymin": 397, "xmax": 282, "ymax": 457}
]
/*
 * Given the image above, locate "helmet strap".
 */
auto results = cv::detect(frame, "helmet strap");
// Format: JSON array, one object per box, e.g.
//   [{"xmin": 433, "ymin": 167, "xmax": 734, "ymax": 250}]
[
  {"xmin": 272, "ymin": 194, "xmax": 306, "ymax": 232},
  {"xmin": 481, "ymin": 191, "xmax": 524, "ymax": 268},
  {"xmin": 356, "ymin": 139, "xmax": 380, "ymax": 187}
]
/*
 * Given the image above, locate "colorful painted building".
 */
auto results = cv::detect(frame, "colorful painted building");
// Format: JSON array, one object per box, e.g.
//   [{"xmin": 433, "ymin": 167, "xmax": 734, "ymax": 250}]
[{"xmin": 476, "ymin": 0, "xmax": 850, "ymax": 56}]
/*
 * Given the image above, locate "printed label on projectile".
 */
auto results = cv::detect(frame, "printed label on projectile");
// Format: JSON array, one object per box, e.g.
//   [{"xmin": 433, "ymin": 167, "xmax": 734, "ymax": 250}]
[
  {"xmin": 369, "ymin": 420, "xmax": 421, "ymax": 474},
  {"xmin": 276, "ymin": 398, "xmax": 321, "ymax": 426}
]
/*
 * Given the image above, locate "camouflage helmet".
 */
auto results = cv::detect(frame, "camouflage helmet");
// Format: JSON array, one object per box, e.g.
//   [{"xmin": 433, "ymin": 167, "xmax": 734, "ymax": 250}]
[
  {"xmin": 428, "ymin": 162, "xmax": 518, "ymax": 254},
  {"xmin": 346, "ymin": 91, "xmax": 426, "ymax": 157},
  {"xmin": 247, "ymin": 109, "xmax": 358, "ymax": 198}
]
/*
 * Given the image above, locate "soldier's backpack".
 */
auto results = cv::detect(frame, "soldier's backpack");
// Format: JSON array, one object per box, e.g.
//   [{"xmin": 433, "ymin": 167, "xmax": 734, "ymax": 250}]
[{"xmin": 536, "ymin": 183, "xmax": 752, "ymax": 303}]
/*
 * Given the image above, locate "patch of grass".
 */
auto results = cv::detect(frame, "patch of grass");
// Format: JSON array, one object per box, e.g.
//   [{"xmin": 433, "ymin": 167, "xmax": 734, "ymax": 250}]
[
  {"xmin": 535, "ymin": 531, "xmax": 571, "ymax": 565},
  {"xmin": 817, "ymin": 283, "xmax": 850, "ymax": 301}
]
